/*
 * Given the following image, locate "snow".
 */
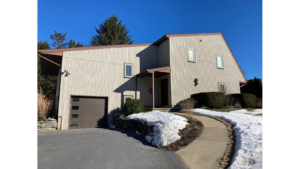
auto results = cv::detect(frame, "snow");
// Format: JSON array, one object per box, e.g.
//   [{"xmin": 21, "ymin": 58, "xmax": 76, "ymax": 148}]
[
  {"xmin": 125, "ymin": 111, "xmax": 188, "ymax": 147},
  {"xmin": 193, "ymin": 108, "xmax": 262, "ymax": 169}
]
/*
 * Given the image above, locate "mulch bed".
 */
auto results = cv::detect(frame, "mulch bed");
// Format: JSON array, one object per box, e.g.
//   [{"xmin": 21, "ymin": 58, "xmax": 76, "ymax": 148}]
[{"xmin": 159, "ymin": 116, "xmax": 204, "ymax": 152}]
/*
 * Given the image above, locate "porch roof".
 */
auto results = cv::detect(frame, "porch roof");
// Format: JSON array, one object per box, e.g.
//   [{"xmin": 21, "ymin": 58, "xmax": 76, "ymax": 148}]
[{"xmin": 135, "ymin": 66, "xmax": 171, "ymax": 78}]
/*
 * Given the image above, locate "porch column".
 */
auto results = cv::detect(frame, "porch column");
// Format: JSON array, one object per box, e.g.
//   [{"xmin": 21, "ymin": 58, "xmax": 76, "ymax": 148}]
[
  {"xmin": 135, "ymin": 76, "xmax": 137, "ymax": 99},
  {"xmin": 152, "ymin": 72, "xmax": 155, "ymax": 109}
]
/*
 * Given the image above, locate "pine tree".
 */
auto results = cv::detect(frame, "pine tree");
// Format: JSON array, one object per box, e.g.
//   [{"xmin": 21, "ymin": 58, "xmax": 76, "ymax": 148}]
[
  {"xmin": 91, "ymin": 14, "xmax": 133, "ymax": 46},
  {"xmin": 68, "ymin": 39, "xmax": 83, "ymax": 48},
  {"xmin": 50, "ymin": 30, "xmax": 68, "ymax": 49},
  {"xmin": 37, "ymin": 41, "xmax": 57, "ymax": 97}
]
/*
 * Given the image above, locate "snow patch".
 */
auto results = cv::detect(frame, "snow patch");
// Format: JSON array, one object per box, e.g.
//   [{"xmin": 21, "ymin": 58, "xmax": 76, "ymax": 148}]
[
  {"xmin": 193, "ymin": 108, "xmax": 262, "ymax": 169},
  {"xmin": 126, "ymin": 111, "xmax": 188, "ymax": 147}
]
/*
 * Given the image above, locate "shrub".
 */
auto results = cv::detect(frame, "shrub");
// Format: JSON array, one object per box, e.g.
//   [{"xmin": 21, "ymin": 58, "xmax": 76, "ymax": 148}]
[
  {"xmin": 191, "ymin": 92, "xmax": 225, "ymax": 109},
  {"xmin": 38, "ymin": 93, "xmax": 53, "ymax": 119},
  {"xmin": 256, "ymin": 97, "xmax": 262, "ymax": 108},
  {"xmin": 229, "ymin": 93, "xmax": 257, "ymax": 108},
  {"xmin": 121, "ymin": 99, "xmax": 144, "ymax": 116}
]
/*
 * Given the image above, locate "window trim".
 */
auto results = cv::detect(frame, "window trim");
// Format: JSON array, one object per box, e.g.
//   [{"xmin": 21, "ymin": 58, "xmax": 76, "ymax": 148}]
[
  {"xmin": 124, "ymin": 63, "xmax": 133, "ymax": 78},
  {"xmin": 123, "ymin": 95, "xmax": 133, "ymax": 105},
  {"xmin": 218, "ymin": 82, "xmax": 226, "ymax": 93},
  {"xmin": 188, "ymin": 48, "xmax": 196, "ymax": 63},
  {"xmin": 217, "ymin": 55, "xmax": 224, "ymax": 69}
]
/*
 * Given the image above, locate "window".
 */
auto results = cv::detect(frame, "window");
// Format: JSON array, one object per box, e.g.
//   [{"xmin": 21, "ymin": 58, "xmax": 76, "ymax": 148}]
[
  {"xmin": 71, "ymin": 114, "xmax": 79, "ymax": 118},
  {"xmin": 219, "ymin": 83, "xmax": 225, "ymax": 93},
  {"xmin": 124, "ymin": 63, "xmax": 132, "ymax": 77},
  {"xmin": 124, "ymin": 95, "xmax": 133, "ymax": 104},
  {"xmin": 72, "ymin": 106, "xmax": 79, "ymax": 110},
  {"xmin": 72, "ymin": 97, "xmax": 80, "ymax": 102},
  {"xmin": 188, "ymin": 49, "xmax": 195, "ymax": 62},
  {"xmin": 70, "ymin": 122, "xmax": 78, "ymax": 127},
  {"xmin": 217, "ymin": 56, "xmax": 223, "ymax": 68}
]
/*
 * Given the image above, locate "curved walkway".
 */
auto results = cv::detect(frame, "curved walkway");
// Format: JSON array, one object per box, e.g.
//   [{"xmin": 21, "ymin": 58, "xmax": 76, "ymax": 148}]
[
  {"xmin": 175, "ymin": 113, "xmax": 230, "ymax": 169},
  {"xmin": 38, "ymin": 128, "xmax": 187, "ymax": 169}
]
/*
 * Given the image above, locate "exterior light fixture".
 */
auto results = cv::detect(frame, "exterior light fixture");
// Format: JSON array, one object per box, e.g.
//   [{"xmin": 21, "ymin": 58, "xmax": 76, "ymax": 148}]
[
  {"xmin": 64, "ymin": 70, "xmax": 71, "ymax": 77},
  {"xmin": 195, "ymin": 78, "xmax": 199, "ymax": 86}
]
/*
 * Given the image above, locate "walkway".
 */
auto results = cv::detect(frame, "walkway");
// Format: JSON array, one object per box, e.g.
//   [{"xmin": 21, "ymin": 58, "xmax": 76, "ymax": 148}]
[{"xmin": 175, "ymin": 113, "xmax": 230, "ymax": 169}]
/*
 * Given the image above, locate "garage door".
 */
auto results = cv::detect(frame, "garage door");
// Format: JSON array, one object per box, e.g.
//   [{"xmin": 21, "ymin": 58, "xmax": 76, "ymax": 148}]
[{"xmin": 69, "ymin": 96, "xmax": 107, "ymax": 129}]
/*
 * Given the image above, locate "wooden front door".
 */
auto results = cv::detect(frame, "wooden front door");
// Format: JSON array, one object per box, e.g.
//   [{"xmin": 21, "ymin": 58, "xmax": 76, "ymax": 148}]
[{"xmin": 161, "ymin": 79, "xmax": 168, "ymax": 106}]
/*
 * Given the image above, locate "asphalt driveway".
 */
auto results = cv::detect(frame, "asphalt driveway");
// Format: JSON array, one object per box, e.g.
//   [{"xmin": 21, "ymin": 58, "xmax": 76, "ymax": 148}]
[{"xmin": 38, "ymin": 128, "xmax": 187, "ymax": 169}]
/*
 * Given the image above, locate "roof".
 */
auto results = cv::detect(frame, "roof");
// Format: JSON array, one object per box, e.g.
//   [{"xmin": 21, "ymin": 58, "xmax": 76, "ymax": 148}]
[
  {"xmin": 38, "ymin": 32, "xmax": 246, "ymax": 81},
  {"xmin": 136, "ymin": 66, "xmax": 171, "ymax": 78}
]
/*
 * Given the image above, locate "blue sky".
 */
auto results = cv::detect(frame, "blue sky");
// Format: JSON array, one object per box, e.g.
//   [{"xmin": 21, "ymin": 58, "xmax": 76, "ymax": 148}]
[{"xmin": 38, "ymin": 0, "xmax": 262, "ymax": 80}]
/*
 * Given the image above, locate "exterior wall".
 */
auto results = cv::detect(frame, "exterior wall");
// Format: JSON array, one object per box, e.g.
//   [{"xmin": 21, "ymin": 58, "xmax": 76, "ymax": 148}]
[
  {"xmin": 157, "ymin": 39, "xmax": 170, "ymax": 67},
  {"xmin": 169, "ymin": 35, "xmax": 246, "ymax": 105},
  {"xmin": 58, "ymin": 45, "xmax": 159, "ymax": 130}
]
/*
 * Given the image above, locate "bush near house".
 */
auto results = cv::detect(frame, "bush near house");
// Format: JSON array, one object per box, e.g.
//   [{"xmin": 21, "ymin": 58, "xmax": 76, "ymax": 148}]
[
  {"xmin": 229, "ymin": 93, "xmax": 257, "ymax": 108},
  {"xmin": 256, "ymin": 97, "xmax": 262, "ymax": 108},
  {"xmin": 121, "ymin": 99, "xmax": 144, "ymax": 116},
  {"xmin": 191, "ymin": 92, "xmax": 225, "ymax": 109}
]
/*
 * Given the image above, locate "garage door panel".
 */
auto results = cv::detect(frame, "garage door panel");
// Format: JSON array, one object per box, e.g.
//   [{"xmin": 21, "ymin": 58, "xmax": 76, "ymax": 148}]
[{"xmin": 70, "ymin": 96, "xmax": 107, "ymax": 129}]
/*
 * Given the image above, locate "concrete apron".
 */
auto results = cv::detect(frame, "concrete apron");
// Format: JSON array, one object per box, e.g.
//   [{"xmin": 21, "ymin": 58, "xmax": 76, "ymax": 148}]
[{"xmin": 175, "ymin": 113, "xmax": 230, "ymax": 169}]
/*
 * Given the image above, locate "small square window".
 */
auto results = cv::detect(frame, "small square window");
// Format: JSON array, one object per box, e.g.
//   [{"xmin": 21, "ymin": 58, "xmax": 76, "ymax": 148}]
[
  {"xmin": 219, "ymin": 83, "xmax": 225, "ymax": 93},
  {"xmin": 72, "ymin": 106, "xmax": 79, "ymax": 110},
  {"xmin": 217, "ymin": 56, "xmax": 223, "ymax": 68},
  {"xmin": 70, "ymin": 122, "xmax": 78, "ymax": 127},
  {"xmin": 124, "ymin": 95, "xmax": 133, "ymax": 104},
  {"xmin": 125, "ymin": 63, "xmax": 132, "ymax": 77},
  {"xmin": 188, "ymin": 50, "xmax": 194, "ymax": 62},
  {"xmin": 72, "ymin": 97, "xmax": 80, "ymax": 102},
  {"xmin": 71, "ymin": 114, "xmax": 79, "ymax": 118}
]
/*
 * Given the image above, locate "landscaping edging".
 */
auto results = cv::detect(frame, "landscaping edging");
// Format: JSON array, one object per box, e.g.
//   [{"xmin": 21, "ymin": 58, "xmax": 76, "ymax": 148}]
[
  {"xmin": 37, "ymin": 118, "xmax": 58, "ymax": 132},
  {"xmin": 193, "ymin": 113, "xmax": 236, "ymax": 169}
]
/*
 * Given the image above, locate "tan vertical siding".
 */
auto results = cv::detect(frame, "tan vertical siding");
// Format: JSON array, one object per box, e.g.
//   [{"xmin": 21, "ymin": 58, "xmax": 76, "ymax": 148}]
[
  {"xmin": 58, "ymin": 46, "xmax": 159, "ymax": 130},
  {"xmin": 157, "ymin": 39, "xmax": 170, "ymax": 67},
  {"xmin": 169, "ymin": 35, "xmax": 245, "ymax": 105}
]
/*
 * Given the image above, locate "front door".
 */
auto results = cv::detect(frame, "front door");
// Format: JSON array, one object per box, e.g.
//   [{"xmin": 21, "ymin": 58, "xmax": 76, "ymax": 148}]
[{"xmin": 161, "ymin": 79, "xmax": 168, "ymax": 106}]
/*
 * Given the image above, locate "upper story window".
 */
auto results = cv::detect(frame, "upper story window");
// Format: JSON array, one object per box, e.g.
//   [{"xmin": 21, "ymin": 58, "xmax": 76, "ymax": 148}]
[
  {"xmin": 188, "ymin": 49, "xmax": 195, "ymax": 62},
  {"xmin": 217, "ymin": 56, "xmax": 223, "ymax": 68},
  {"xmin": 124, "ymin": 63, "xmax": 132, "ymax": 77}
]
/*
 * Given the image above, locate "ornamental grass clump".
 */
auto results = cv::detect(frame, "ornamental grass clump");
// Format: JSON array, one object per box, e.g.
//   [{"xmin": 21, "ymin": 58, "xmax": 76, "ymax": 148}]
[{"xmin": 37, "ymin": 94, "xmax": 53, "ymax": 118}]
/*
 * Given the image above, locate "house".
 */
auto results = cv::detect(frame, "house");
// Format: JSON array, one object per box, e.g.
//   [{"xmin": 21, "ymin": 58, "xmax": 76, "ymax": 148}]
[{"xmin": 39, "ymin": 32, "xmax": 247, "ymax": 130}]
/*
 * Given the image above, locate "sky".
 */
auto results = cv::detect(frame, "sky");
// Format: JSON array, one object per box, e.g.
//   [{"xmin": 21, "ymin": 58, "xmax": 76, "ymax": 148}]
[{"xmin": 38, "ymin": 0, "xmax": 262, "ymax": 80}]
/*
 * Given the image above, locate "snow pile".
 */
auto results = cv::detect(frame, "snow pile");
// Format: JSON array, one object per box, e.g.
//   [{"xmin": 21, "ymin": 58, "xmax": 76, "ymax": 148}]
[
  {"xmin": 229, "ymin": 109, "xmax": 263, "ymax": 116},
  {"xmin": 126, "ymin": 111, "xmax": 188, "ymax": 147},
  {"xmin": 193, "ymin": 109, "xmax": 262, "ymax": 169}
]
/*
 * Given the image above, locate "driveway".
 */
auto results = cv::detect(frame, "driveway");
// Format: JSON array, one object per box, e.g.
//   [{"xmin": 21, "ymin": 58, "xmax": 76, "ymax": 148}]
[{"xmin": 38, "ymin": 128, "xmax": 187, "ymax": 169}]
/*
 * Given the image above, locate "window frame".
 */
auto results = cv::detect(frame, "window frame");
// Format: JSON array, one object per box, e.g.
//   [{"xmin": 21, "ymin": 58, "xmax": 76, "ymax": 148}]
[
  {"xmin": 123, "ymin": 95, "xmax": 133, "ymax": 105},
  {"xmin": 217, "ymin": 55, "xmax": 224, "ymax": 69},
  {"xmin": 218, "ymin": 82, "xmax": 226, "ymax": 93},
  {"xmin": 124, "ymin": 63, "xmax": 133, "ymax": 78},
  {"xmin": 188, "ymin": 48, "xmax": 196, "ymax": 63}
]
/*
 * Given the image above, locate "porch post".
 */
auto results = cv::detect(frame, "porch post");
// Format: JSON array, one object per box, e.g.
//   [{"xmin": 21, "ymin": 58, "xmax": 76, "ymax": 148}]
[
  {"xmin": 152, "ymin": 72, "xmax": 155, "ymax": 109},
  {"xmin": 135, "ymin": 76, "xmax": 137, "ymax": 99}
]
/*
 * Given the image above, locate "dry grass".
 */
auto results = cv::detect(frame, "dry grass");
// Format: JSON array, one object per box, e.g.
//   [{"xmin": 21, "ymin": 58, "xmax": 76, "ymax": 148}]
[
  {"xmin": 38, "ymin": 89, "xmax": 54, "ymax": 119},
  {"xmin": 179, "ymin": 98, "xmax": 196, "ymax": 121}
]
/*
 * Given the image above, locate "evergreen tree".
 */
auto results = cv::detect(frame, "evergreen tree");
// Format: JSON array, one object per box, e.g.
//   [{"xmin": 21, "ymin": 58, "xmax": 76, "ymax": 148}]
[
  {"xmin": 91, "ymin": 14, "xmax": 133, "ymax": 46},
  {"xmin": 241, "ymin": 77, "xmax": 263, "ymax": 98},
  {"xmin": 50, "ymin": 30, "xmax": 68, "ymax": 48},
  {"xmin": 37, "ymin": 41, "xmax": 57, "ymax": 97},
  {"xmin": 68, "ymin": 39, "xmax": 83, "ymax": 48}
]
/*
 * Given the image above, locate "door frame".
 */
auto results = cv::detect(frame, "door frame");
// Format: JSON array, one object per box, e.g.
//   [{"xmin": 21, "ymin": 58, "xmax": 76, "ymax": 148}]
[
  {"xmin": 160, "ymin": 78, "xmax": 169, "ymax": 106},
  {"xmin": 68, "ymin": 94, "xmax": 109, "ymax": 129}
]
